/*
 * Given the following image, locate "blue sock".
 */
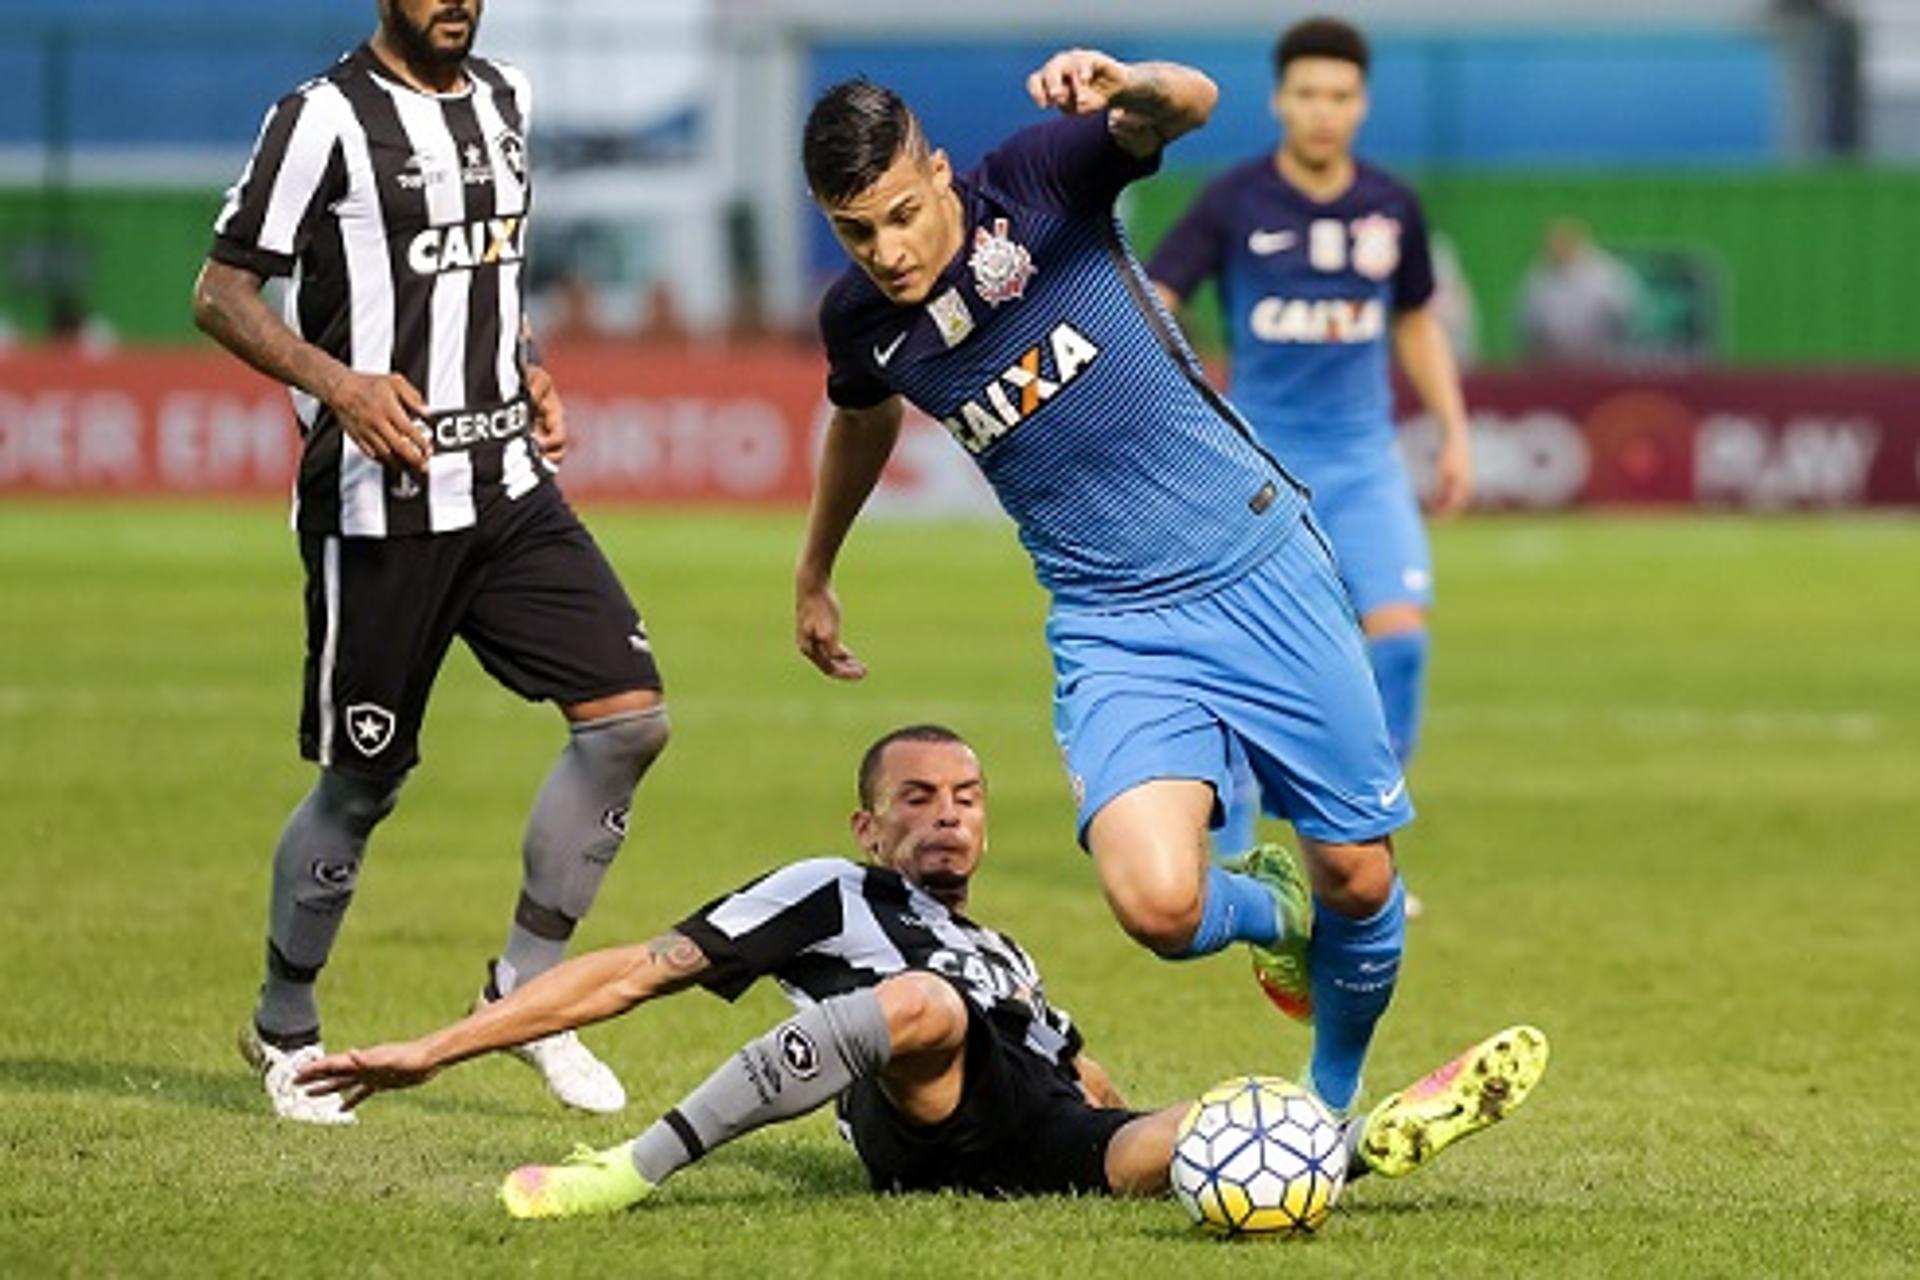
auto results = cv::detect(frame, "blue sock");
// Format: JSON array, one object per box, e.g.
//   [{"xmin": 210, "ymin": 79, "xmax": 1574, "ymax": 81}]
[
  {"xmin": 1209, "ymin": 754, "xmax": 1260, "ymax": 861},
  {"xmin": 1368, "ymin": 630, "xmax": 1429, "ymax": 766},
  {"xmin": 1308, "ymin": 877, "xmax": 1406, "ymax": 1113},
  {"xmin": 1178, "ymin": 865, "xmax": 1280, "ymax": 957}
]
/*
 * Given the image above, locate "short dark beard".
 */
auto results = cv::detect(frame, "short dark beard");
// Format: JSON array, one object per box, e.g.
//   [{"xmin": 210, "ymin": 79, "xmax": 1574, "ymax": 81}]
[
  {"xmin": 916, "ymin": 870, "xmax": 969, "ymax": 910},
  {"xmin": 382, "ymin": 1, "xmax": 477, "ymax": 74}
]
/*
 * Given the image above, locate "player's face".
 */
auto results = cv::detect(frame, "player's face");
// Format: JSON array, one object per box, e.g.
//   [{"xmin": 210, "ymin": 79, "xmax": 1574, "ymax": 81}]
[
  {"xmin": 1273, "ymin": 57, "xmax": 1367, "ymax": 169},
  {"xmin": 382, "ymin": 0, "xmax": 483, "ymax": 66},
  {"xmin": 854, "ymin": 740, "xmax": 987, "ymax": 904},
  {"xmin": 819, "ymin": 145, "xmax": 962, "ymax": 306}
]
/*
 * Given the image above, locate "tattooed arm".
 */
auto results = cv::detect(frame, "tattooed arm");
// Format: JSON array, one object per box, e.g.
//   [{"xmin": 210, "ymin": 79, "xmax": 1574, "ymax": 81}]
[
  {"xmin": 192, "ymin": 259, "xmax": 434, "ymax": 471},
  {"xmin": 1024, "ymin": 48, "xmax": 1217, "ymax": 156},
  {"xmin": 295, "ymin": 933, "xmax": 713, "ymax": 1109}
]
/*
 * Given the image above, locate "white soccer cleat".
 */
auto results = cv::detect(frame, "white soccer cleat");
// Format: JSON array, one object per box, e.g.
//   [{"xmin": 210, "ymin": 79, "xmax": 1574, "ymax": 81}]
[
  {"xmin": 508, "ymin": 1030, "xmax": 628, "ymax": 1115},
  {"xmin": 238, "ymin": 1025, "xmax": 358, "ymax": 1126}
]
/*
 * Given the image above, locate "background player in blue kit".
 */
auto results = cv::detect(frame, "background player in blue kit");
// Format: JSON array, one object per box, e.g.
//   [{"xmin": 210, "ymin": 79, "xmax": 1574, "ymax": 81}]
[
  {"xmin": 1149, "ymin": 18, "xmax": 1472, "ymax": 866},
  {"xmin": 792, "ymin": 48, "xmax": 1412, "ymax": 1117}
]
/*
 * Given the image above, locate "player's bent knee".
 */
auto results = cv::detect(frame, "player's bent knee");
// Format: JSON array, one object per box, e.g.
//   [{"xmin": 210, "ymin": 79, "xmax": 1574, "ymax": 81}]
[
  {"xmin": 1095, "ymin": 853, "xmax": 1206, "ymax": 954},
  {"xmin": 576, "ymin": 704, "xmax": 670, "ymax": 779},
  {"xmin": 315, "ymin": 767, "xmax": 404, "ymax": 835},
  {"xmin": 1105, "ymin": 882, "xmax": 1205, "ymax": 957},
  {"xmin": 563, "ymin": 688, "xmax": 664, "ymax": 724},
  {"xmin": 876, "ymin": 972, "xmax": 969, "ymax": 1054}
]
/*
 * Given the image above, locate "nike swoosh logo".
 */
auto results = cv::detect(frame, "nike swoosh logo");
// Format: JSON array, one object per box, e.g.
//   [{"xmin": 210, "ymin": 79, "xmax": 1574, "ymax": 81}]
[
  {"xmin": 1378, "ymin": 777, "xmax": 1407, "ymax": 807},
  {"xmin": 874, "ymin": 333, "xmax": 907, "ymax": 367},
  {"xmin": 1248, "ymin": 229, "xmax": 1297, "ymax": 256}
]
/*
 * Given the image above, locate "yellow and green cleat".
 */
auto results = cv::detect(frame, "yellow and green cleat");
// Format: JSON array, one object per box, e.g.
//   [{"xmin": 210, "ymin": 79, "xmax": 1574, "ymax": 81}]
[
  {"xmin": 1233, "ymin": 842, "xmax": 1314, "ymax": 1023},
  {"xmin": 500, "ymin": 1141, "xmax": 655, "ymax": 1219},
  {"xmin": 1357, "ymin": 1024, "xmax": 1551, "ymax": 1178}
]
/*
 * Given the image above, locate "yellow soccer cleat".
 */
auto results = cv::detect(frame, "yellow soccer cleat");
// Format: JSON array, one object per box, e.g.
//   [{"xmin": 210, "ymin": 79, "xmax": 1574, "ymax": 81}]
[
  {"xmin": 500, "ymin": 1141, "xmax": 655, "ymax": 1219},
  {"xmin": 1357, "ymin": 1024, "xmax": 1550, "ymax": 1178},
  {"xmin": 1235, "ymin": 843, "xmax": 1314, "ymax": 1023}
]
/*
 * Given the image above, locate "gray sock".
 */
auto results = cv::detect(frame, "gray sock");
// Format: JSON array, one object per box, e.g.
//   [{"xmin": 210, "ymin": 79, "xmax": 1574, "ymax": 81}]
[
  {"xmin": 501, "ymin": 707, "xmax": 669, "ymax": 986},
  {"xmin": 255, "ymin": 769, "xmax": 402, "ymax": 1041},
  {"xmin": 629, "ymin": 988, "xmax": 892, "ymax": 1185},
  {"xmin": 491, "ymin": 927, "xmax": 564, "ymax": 997}
]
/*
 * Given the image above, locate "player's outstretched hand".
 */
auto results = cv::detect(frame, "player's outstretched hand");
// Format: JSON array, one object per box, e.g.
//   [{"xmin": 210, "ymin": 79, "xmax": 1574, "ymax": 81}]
[
  {"xmin": 1430, "ymin": 432, "xmax": 1474, "ymax": 518},
  {"xmin": 528, "ymin": 363, "xmax": 567, "ymax": 465},
  {"xmin": 795, "ymin": 580, "xmax": 867, "ymax": 680},
  {"xmin": 1026, "ymin": 48, "xmax": 1131, "ymax": 116},
  {"xmin": 294, "ymin": 1041, "xmax": 438, "ymax": 1111},
  {"xmin": 326, "ymin": 370, "xmax": 433, "ymax": 471}
]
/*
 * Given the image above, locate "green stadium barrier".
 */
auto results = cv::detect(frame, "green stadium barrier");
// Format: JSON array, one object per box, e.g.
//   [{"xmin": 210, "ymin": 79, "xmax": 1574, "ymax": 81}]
[
  {"xmin": 2, "ymin": 169, "xmax": 1918, "ymax": 362},
  {"xmin": 0, "ymin": 187, "xmax": 226, "ymax": 344}
]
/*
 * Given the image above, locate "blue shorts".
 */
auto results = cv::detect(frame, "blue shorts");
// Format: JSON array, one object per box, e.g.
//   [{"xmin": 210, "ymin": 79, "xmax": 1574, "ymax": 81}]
[
  {"xmin": 1048, "ymin": 515, "xmax": 1414, "ymax": 846},
  {"xmin": 1286, "ymin": 438, "xmax": 1433, "ymax": 618}
]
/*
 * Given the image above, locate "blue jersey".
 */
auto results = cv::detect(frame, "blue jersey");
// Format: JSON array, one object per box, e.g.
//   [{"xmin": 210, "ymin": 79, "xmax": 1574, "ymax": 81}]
[
  {"xmin": 819, "ymin": 114, "xmax": 1305, "ymax": 611},
  {"xmin": 1148, "ymin": 157, "xmax": 1433, "ymax": 454}
]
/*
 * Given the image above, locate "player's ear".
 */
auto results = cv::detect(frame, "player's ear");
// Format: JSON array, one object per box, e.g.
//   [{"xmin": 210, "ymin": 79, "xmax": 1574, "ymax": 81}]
[
  {"xmin": 850, "ymin": 807, "xmax": 876, "ymax": 853},
  {"xmin": 928, "ymin": 147, "xmax": 952, "ymax": 190}
]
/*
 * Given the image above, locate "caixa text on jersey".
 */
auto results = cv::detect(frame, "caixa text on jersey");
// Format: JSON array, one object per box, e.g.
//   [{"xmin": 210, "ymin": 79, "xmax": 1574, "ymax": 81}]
[{"xmin": 407, "ymin": 216, "xmax": 526, "ymax": 277}]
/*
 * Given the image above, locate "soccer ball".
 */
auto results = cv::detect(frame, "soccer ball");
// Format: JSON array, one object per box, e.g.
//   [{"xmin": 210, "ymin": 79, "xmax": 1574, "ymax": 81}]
[{"xmin": 1169, "ymin": 1075, "xmax": 1347, "ymax": 1237}]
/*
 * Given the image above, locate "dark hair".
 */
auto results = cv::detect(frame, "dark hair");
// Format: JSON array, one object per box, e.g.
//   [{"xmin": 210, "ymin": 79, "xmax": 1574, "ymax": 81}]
[
  {"xmin": 803, "ymin": 78, "xmax": 921, "ymax": 205},
  {"xmin": 1273, "ymin": 16, "xmax": 1370, "ymax": 80},
  {"xmin": 857, "ymin": 724, "xmax": 972, "ymax": 809}
]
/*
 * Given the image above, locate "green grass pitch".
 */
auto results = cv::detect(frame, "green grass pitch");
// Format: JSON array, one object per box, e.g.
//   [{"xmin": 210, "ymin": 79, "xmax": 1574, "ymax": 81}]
[{"xmin": 2, "ymin": 504, "xmax": 1916, "ymax": 1277}]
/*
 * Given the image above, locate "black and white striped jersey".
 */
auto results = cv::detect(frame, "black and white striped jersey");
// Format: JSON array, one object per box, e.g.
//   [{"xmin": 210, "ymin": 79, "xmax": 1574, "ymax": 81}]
[
  {"xmin": 676, "ymin": 858, "xmax": 1086, "ymax": 1077},
  {"xmin": 212, "ymin": 43, "xmax": 547, "ymax": 537}
]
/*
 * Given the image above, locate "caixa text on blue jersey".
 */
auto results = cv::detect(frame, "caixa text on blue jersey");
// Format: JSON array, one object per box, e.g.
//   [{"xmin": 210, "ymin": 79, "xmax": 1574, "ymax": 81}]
[{"xmin": 939, "ymin": 321, "xmax": 1101, "ymax": 455}]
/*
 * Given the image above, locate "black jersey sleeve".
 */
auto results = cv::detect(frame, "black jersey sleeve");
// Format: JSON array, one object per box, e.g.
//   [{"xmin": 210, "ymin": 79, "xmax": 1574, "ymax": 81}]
[
  {"xmin": 210, "ymin": 86, "xmax": 346, "ymax": 279},
  {"xmin": 817, "ymin": 276, "xmax": 895, "ymax": 410},
  {"xmin": 1391, "ymin": 190, "xmax": 1438, "ymax": 313},
  {"xmin": 673, "ymin": 858, "xmax": 855, "ymax": 1001}
]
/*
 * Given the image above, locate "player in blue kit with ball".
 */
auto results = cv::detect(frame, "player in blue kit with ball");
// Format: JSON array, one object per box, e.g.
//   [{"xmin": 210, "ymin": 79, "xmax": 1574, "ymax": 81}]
[
  {"xmin": 794, "ymin": 47, "xmax": 1411, "ymax": 1116},
  {"xmin": 1148, "ymin": 18, "xmax": 1473, "ymax": 869}
]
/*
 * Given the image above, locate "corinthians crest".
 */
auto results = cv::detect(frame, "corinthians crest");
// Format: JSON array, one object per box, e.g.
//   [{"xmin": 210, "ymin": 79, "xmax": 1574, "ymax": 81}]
[
  {"xmin": 1349, "ymin": 214, "xmax": 1402, "ymax": 281},
  {"xmin": 968, "ymin": 217, "xmax": 1035, "ymax": 306}
]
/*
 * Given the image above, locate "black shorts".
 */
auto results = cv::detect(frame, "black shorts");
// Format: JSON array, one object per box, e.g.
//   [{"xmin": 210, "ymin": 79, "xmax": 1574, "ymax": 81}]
[
  {"xmin": 839, "ymin": 989, "xmax": 1141, "ymax": 1197},
  {"xmin": 297, "ymin": 486, "xmax": 662, "ymax": 778}
]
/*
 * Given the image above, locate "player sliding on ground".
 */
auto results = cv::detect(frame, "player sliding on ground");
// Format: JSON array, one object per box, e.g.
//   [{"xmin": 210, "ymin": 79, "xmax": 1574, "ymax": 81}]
[
  {"xmin": 794, "ymin": 48, "xmax": 1410, "ymax": 1118},
  {"xmin": 296, "ymin": 727, "xmax": 1548, "ymax": 1217}
]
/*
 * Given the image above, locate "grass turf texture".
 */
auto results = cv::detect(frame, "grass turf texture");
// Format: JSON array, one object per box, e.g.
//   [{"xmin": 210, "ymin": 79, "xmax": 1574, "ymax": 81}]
[{"xmin": 2, "ymin": 504, "xmax": 1915, "ymax": 1277}]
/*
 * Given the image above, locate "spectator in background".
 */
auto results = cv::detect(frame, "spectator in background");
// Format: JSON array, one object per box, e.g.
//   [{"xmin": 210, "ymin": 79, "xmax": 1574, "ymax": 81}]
[
  {"xmin": 1518, "ymin": 218, "xmax": 1638, "ymax": 366},
  {"xmin": 541, "ymin": 268, "xmax": 609, "ymax": 344},
  {"xmin": 48, "ymin": 291, "xmax": 118, "ymax": 357}
]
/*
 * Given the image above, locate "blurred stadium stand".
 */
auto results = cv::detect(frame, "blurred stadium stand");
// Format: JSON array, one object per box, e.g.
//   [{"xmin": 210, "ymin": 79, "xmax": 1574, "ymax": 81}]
[
  {"xmin": 2, "ymin": 0, "xmax": 1915, "ymax": 512},
  {"xmin": 0, "ymin": 0, "xmax": 1904, "ymax": 359}
]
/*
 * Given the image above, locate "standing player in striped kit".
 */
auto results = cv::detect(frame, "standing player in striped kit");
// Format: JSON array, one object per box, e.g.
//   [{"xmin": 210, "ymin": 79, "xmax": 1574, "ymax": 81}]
[
  {"xmin": 794, "ymin": 51, "xmax": 1412, "ymax": 1121},
  {"xmin": 192, "ymin": 0, "xmax": 669, "ymax": 1124}
]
